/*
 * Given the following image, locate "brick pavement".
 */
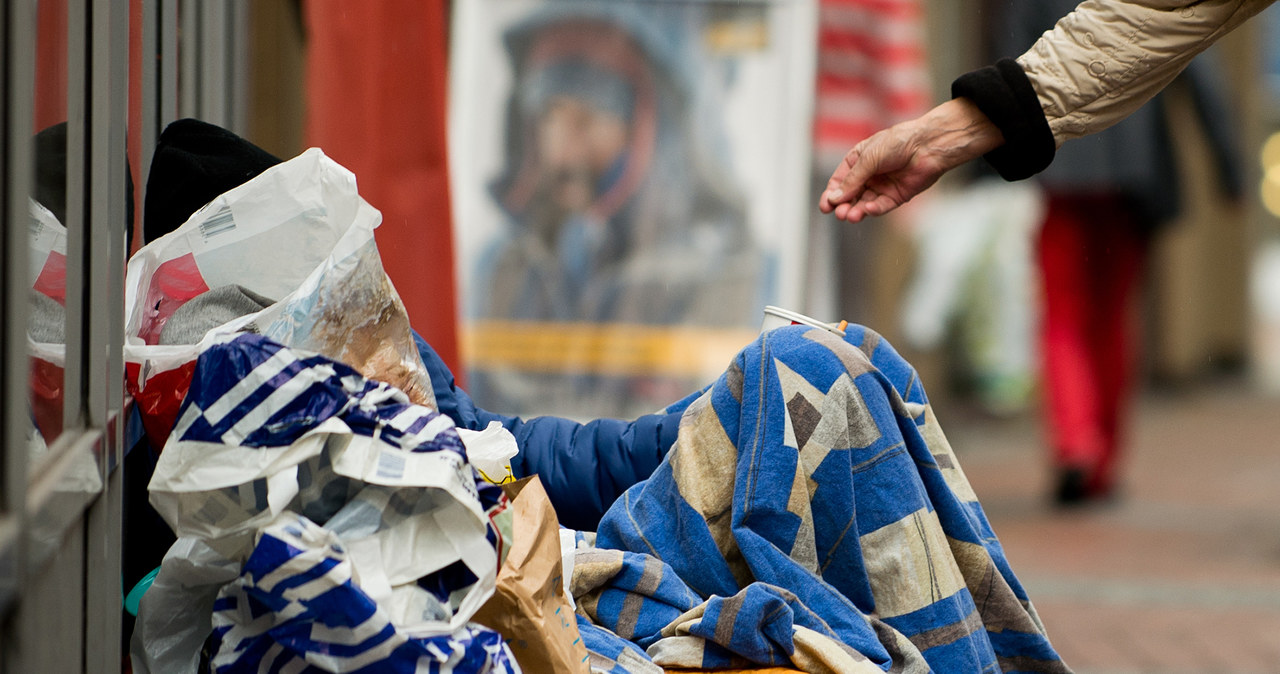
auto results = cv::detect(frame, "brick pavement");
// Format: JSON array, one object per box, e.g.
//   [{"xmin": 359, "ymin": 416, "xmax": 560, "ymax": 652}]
[{"xmin": 943, "ymin": 377, "xmax": 1280, "ymax": 673}]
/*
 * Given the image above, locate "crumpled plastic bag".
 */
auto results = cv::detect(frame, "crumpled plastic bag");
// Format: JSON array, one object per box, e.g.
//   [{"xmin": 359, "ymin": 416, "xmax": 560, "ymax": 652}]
[
  {"xmin": 130, "ymin": 537, "xmax": 241, "ymax": 674},
  {"xmin": 123, "ymin": 147, "xmax": 434, "ymax": 448},
  {"xmin": 134, "ymin": 333, "xmax": 515, "ymax": 673},
  {"xmin": 458, "ymin": 421, "xmax": 519, "ymax": 485},
  {"xmin": 210, "ymin": 512, "xmax": 519, "ymax": 674}
]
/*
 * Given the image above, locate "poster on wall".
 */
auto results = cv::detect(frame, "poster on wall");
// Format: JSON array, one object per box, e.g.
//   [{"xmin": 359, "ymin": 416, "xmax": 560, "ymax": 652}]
[{"xmin": 449, "ymin": 0, "xmax": 817, "ymax": 419}]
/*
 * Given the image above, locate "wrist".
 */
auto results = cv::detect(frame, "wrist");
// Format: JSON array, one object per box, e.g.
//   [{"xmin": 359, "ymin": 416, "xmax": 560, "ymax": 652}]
[
  {"xmin": 913, "ymin": 98, "xmax": 1004, "ymax": 172},
  {"xmin": 950, "ymin": 59, "xmax": 1056, "ymax": 180}
]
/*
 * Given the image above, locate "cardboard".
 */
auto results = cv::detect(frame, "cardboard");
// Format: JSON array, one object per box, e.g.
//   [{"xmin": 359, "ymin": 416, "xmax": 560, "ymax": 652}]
[{"xmin": 473, "ymin": 477, "xmax": 590, "ymax": 673}]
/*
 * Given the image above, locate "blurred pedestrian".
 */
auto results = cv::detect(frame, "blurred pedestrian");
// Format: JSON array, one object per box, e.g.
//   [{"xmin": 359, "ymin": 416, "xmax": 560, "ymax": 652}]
[{"xmin": 988, "ymin": 0, "xmax": 1242, "ymax": 503}]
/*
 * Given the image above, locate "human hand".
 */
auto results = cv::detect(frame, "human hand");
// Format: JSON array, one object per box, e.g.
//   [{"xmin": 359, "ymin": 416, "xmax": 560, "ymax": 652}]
[{"xmin": 819, "ymin": 98, "xmax": 1004, "ymax": 223}]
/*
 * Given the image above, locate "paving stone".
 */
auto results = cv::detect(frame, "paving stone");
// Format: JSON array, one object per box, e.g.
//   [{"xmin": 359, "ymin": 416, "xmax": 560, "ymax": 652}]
[{"xmin": 941, "ymin": 379, "xmax": 1280, "ymax": 673}]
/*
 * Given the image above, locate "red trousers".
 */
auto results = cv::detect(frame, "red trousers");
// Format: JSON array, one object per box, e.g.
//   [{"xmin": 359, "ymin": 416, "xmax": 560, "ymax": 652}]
[{"xmin": 1037, "ymin": 193, "xmax": 1148, "ymax": 493}]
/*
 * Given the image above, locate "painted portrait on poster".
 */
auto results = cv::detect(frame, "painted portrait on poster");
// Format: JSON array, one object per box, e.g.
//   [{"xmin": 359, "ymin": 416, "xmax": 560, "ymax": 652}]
[{"xmin": 450, "ymin": 0, "xmax": 815, "ymax": 418}]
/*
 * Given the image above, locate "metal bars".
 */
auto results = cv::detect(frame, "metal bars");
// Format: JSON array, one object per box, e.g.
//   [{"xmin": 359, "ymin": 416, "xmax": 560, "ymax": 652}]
[
  {"xmin": 180, "ymin": 0, "xmax": 249, "ymax": 134},
  {"xmin": 1, "ymin": 0, "xmax": 132, "ymax": 669}
]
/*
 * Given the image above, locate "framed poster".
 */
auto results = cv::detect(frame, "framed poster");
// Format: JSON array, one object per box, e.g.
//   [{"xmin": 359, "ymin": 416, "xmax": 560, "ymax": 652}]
[{"xmin": 450, "ymin": 0, "xmax": 817, "ymax": 419}]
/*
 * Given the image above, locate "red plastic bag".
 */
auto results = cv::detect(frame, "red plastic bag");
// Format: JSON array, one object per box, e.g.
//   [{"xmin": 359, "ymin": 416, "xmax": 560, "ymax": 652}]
[{"xmin": 27, "ymin": 199, "xmax": 67, "ymax": 442}]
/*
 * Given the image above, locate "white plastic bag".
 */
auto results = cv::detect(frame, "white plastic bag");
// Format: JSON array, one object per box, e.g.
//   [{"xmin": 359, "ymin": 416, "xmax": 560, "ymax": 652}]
[
  {"xmin": 210, "ymin": 512, "xmax": 519, "ymax": 673},
  {"xmin": 129, "ymin": 537, "xmax": 241, "ymax": 674},
  {"xmin": 459, "ymin": 421, "xmax": 520, "ymax": 484},
  {"xmin": 901, "ymin": 178, "xmax": 1044, "ymax": 413},
  {"xmin": 137, "ymin": 333, "xmax": 510, "ymax": 672},
  {"xmin": 123, "ymin": 148, "xmax": 434, "ymax": 446}
]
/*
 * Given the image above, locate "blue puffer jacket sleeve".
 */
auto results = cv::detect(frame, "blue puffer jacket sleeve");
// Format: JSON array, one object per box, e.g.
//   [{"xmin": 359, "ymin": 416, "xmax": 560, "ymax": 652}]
[{"xmin": 413, "ymin": 332, "xmax": 685, "ymax": 531}]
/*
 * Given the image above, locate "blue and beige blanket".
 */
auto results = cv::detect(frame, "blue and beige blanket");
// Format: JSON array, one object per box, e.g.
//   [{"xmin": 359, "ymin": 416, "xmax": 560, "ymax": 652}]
[{"xmin": 574, "ymin": 324, "xmax": 1070, "ymax": 673}]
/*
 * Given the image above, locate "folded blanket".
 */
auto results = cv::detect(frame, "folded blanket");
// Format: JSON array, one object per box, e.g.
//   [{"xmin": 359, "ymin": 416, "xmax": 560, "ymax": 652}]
[{"xmin": 576, "ymin": 324, "xmax": 1069, "ymax": 673}]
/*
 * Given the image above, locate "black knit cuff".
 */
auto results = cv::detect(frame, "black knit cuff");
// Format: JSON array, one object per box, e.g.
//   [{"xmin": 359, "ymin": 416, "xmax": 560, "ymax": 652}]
[{"xmin": 951, "ymin": 58, "xmax": 1055, "ymax": 181}]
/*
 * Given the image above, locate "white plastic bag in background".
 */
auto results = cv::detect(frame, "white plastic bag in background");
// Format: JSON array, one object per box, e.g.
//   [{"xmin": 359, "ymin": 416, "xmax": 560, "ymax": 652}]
[
  {"xmin": 28, "ymin": 198, "xmax": 67, "ymax": 304},
  {"xmin": 901, "ymin": 178, "xmax": 1044, "ymax": 413},
  {"xmin": 123, "ymin": 148, "xmax": 435, "ymax": 447}
]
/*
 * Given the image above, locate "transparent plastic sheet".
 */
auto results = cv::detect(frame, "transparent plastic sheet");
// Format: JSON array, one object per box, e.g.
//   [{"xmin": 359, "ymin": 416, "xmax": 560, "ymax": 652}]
[
  {"xmin": 123, "ymin": 148, "xmax": 434, "ymax": 448},
  {"xmin": 134, "ymin": 334, "xmax": 514, "ymax": 673}
]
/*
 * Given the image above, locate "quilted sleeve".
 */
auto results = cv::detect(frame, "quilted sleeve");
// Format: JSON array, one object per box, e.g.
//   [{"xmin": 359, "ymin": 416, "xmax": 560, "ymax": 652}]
[{"xmin": 1018, "ymin": 0, "xmax": 1266, "ymax": 143}]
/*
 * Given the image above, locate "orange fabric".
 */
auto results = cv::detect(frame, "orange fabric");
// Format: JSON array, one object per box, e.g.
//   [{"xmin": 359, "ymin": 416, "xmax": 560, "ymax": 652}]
[{"xmin": 303, "ymin": 0, "xmax": 461, "ymax": 379}]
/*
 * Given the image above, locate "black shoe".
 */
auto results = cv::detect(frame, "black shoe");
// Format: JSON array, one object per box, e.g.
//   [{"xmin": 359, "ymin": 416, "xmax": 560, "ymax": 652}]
[{"xmin": 1053, "ymin": 467, "xmax": 1090, "ymax": 506}]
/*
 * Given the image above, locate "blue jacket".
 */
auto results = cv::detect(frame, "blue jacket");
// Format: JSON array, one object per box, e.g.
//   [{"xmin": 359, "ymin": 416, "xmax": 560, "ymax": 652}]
[{"xmin": 413, "ymin": 332, "xmax": 685, "ymax": 531}]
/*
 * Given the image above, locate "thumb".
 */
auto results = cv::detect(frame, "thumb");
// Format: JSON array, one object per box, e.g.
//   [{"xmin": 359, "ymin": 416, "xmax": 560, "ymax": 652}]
[{"xmin": 827, "ymin": 142, "xmax": 881, "ymax": 204}]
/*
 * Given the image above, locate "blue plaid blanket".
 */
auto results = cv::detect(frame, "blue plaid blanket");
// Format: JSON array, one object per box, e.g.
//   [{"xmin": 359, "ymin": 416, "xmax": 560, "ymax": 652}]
[{"xmin": 575, "ymin": 324, "xmax": 1070, "ymax": 673}]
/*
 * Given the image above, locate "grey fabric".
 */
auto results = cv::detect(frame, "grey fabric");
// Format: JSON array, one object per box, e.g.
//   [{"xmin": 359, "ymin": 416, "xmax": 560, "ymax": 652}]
[
  {"xmin": 28, "ymin": 291, "xmax": 65, "ymax": 344},
  {"xmin": 158, "ymin": 285, "xmax": 274, "ymax": 346}
]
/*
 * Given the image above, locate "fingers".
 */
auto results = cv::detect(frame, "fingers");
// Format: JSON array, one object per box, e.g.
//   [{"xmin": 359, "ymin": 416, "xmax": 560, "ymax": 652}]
[
  {"xmin": 818, "ymin": 131, "xmax": 901, "ymax": 215},
  {"xmin": 833, "ymin": 148, "xmax": 878, "ymax": 201},
  {"xmin": 831, "ymin": 189, "xmax": 903, "ymax": 224},
  {"xmin": 818, "ymin": 152, "xmax": 857, "ymax": 213},
  {"xmin": 818, "ymin": 142, "xmax": 877, "ymax": 211}
]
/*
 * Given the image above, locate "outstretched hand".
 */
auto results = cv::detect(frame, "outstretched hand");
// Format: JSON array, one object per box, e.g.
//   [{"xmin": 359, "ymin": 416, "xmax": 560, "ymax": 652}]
[{"xmin": 818, "ymin": 98, "xmax": 1005, "ymax": 223}]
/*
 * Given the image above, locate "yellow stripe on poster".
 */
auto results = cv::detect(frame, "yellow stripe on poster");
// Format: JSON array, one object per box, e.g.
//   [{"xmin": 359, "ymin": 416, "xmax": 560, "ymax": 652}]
[{"xmin": 463, "ymin": 320, "xmax": 760, "ymax": 379}]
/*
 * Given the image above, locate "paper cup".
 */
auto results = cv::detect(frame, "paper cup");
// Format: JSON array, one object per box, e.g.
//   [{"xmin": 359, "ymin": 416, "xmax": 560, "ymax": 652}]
[{"xmin": 761, "ymin": 305, "xmax": 846, "ymax": 337}]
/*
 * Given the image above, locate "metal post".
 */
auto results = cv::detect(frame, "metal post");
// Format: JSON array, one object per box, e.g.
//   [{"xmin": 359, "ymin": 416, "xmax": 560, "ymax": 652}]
[
  {"xmin": 141, "ymin": 0, "xmax": 159, "ymax": 194},
  {"xmin": 161, "ymin": 0, "xmax": 179, "ymax": 129},
  {"xmin": 62, "ymin": 0, "xmax": 88, "ymax": 436},
  {"xmin": 200, "ymin": 0, "xmax": 226, "ymax": 126},
  {"xmin": 179, "ymin": 0, "xmax": 198, "ymax": 119},
  {"xmin": 229, "ymin": 0, "xmax": 250, "ymax": 135},
  {"xmin": 0, "ymin": 0, "xmax": 37, "ymax": 658}
]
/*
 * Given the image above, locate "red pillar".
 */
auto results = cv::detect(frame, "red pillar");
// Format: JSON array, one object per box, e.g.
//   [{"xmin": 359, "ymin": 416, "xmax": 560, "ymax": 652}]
[
  {"xmin": 303, "ymin": 0, "xmax": 461, "ymax": 378},
  {"xmin": 35, "ymin": 0, "xmax": 67, "ymax": 132}
]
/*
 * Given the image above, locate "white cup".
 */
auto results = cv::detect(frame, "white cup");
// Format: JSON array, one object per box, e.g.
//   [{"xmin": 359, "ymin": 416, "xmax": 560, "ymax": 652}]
[{"xmin": 761, "ymin": 305, "xmax": 846, "ymax": 337}]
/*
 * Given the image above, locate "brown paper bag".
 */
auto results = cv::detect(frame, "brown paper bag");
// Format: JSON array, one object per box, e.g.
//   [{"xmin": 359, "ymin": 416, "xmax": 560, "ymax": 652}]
[{"xmin": 473, "ymin": 476, "xmax": 590, "ymax": 673}]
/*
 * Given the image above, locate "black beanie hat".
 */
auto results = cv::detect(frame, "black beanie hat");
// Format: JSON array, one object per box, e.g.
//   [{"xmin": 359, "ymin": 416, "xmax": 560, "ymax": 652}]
[
  {"xmin": 35, "ymin": 121, "xmax": 136, "ymax": 251},
  {"xmin": 143, "ymin": 118, "xmax": 282, "ymax": 244}
]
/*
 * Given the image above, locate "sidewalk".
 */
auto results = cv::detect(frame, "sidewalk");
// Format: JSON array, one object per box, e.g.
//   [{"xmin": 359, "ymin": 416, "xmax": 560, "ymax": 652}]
[{"xmin": 945, "ymin": 377, "xmax": 1280, "ymax": 673}]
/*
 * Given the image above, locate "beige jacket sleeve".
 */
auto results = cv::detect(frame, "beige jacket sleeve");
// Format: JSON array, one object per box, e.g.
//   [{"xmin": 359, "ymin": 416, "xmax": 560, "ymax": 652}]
[{"xmin": 1018, "ymin": 0, "xmax": 1272, "ymax": 145}]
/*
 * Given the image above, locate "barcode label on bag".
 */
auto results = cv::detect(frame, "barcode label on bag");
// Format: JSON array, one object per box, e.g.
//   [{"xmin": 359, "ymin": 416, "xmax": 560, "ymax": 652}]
[{"xmin": 200, "ymin": 205, "xmax": 237, "ymax": 241}]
